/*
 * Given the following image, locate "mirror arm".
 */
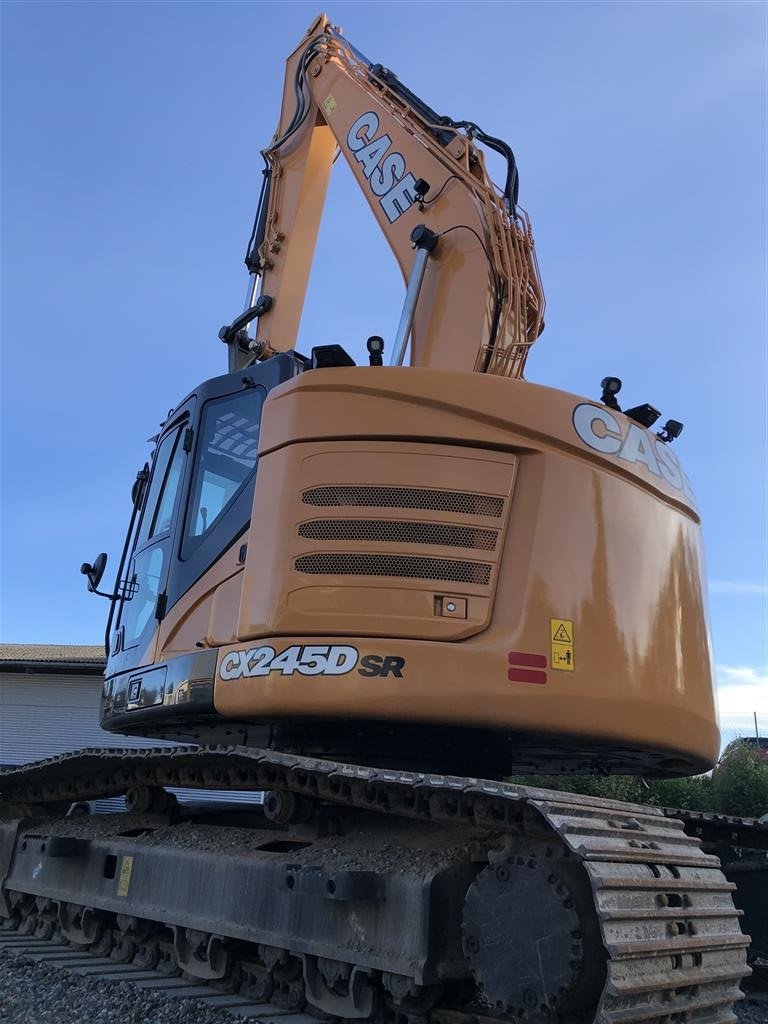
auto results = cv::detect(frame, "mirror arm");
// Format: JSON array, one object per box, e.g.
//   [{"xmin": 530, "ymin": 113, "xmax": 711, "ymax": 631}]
[{"xmin": 80, "ymin": 561, "xmax": 116, "ymax": 600}]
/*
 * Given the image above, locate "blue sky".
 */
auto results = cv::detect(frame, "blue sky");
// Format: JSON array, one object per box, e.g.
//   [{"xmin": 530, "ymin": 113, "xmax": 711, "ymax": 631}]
[{"xmin": 1, "ymin": 1, "xmax": 765, "ymax": 738}]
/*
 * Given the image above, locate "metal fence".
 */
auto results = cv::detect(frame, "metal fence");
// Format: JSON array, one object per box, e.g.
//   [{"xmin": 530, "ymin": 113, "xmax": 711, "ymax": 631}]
[{"xmin": 718, "ymin": 709, "xmax": 767, "ymax": 754}]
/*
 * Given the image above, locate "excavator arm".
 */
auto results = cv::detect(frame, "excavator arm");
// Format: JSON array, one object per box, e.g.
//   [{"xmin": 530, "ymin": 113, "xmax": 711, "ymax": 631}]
[{"xmin": 225, "ymin": 13, "xmax": 544, "ymax": 377}]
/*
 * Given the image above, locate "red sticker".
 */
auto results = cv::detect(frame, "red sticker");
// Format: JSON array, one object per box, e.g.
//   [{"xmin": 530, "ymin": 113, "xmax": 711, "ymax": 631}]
[{"xmin": 508, "ymin": 651, "xmax": 547, "ymax": 684}]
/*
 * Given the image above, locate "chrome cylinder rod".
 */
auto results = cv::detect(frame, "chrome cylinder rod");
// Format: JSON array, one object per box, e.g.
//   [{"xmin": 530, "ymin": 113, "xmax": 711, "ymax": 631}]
[
  {"xmin": 390, "ymin": 225, "xmax": 439, "ymax": 367},
  {"xmin": 243, "ymin": 273, "xmax": 260, "ymax": 314}
]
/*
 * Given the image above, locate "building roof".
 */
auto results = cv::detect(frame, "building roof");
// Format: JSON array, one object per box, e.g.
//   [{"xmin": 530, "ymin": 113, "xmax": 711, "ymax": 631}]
[{"xmin": 0, "ymin": 644, "xmax": 106, "ymax": 674}]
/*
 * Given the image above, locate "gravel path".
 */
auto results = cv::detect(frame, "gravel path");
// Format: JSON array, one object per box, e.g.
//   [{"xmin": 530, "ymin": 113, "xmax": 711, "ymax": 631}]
[
  {"xmin": 737, "ymin": 996, "xmax": 768, "ymax": 1024},
  {"xmin": 1, "ymin": 947, "xmax": 767, "ymax": 1024},
  {"xmin": 0, "ymin": 949, "xmax": 254, "ymax": 1024}
]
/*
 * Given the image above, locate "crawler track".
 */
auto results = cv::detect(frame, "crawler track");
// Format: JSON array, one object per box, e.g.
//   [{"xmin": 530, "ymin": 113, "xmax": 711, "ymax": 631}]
[
  {"xmin": 0, "ymin": 928, "xmax": 318, "ymax": 1021},
  {"xmin": 0, "ymin": 747, "xmax": 754, "ymax": 1024},
  {"xmin": 664, "ymin": 811, "xmax": 768, "ymax": 852}
]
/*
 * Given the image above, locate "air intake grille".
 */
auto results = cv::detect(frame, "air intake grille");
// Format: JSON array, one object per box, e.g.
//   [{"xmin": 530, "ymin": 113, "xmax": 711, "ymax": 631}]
[
  {"xmin": 294, "ymin": 553, "xmax": 493, "ymax": 585},
  {"xmin": 298, "ymin": 519, "xmax": 498, "ymax": 551},
  {"xmin": 301, "ymin": 486, "xmax": 504, "ymax": 518}
]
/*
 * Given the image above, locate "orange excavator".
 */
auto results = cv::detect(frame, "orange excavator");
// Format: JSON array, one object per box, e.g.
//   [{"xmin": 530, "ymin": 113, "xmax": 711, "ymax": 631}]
[{"xmin": 1, "ymin": 15, "xmax": 760, "ymax": 1023}]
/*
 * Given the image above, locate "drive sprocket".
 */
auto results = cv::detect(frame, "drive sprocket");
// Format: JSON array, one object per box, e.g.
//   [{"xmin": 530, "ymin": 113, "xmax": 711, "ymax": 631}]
[{"xmin": 462, "ymin": 846, "xmax": 605, "ymax": 1020}]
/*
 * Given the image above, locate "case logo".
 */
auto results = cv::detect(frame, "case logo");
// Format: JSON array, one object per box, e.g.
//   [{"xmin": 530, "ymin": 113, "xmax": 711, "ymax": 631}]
[
  {"xmin": 572, "ymin": 403, "xmax": 695, "ymax": 502},
  {"xmin": 346, "ymin": 111, "xmax": 420, "ymax": 224}
]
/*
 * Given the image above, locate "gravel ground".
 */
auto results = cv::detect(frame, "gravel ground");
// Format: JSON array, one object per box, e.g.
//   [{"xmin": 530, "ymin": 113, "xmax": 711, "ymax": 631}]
[
  {"xmin": 1, "ymin": 947, "xmax": 767, "ymax": 1024},
  {"xmin": 0, "ymin": 949, "xmax": 255, "ymax": 1024},
  {"xmin": 737, "ymin": 996, "xmax": 768, "ymax": 1024}
]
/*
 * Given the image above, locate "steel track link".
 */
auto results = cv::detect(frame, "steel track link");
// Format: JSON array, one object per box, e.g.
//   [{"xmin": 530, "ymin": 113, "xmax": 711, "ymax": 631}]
[
  {"xmin": 0, "ymin": 928, "xmax": 317, "ymax": 1021},
  {"xmin": 663, "ymin": 811, "xmax": 768, "ymax": 851},
  {"xmin": 0, "ymin": 746, "xmax": 753, "ymax": 1024}
]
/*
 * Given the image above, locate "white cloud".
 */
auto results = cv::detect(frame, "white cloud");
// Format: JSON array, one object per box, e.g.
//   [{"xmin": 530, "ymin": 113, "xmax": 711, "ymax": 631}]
[
  {"xmin": 715, "ymin": 666, "xmax": 768, "ymax": 742},
  {"xmin": 716, "ymin": 683, "xmax": 767, "ymax": 714},
  {"xmin": 717, "ymin": 665, "xmax": 768, "ymax": 687},
  {"xmin": 709, "ymin": 581, "xmax": 768, "ymax": 596}
]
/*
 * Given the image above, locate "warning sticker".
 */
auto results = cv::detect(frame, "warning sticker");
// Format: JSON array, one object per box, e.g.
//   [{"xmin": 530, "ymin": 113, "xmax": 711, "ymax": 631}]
[
  {"xmin": 550, "ymin": 619, "xmax": 574, "ymax": 672},
  {"xmin": 117, "ymin": 854, "xmax": 133, "ymax": 897},
  {"xmin": 322, "ymin": 94, "xmax": 337, "ymax": 116}
]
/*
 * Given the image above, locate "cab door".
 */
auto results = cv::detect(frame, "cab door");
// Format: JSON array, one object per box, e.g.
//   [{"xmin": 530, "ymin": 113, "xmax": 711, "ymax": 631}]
[
  {"xmin": 164, "ymin": 355, "xmax": 298, "ymax": 614},
  {"xmin": 108, "ymin": 354, "xmax": 298, "ymax": 675},
  {"xmin": 113, "ymin": 400, "xmax": 194, "ymax": 668}
]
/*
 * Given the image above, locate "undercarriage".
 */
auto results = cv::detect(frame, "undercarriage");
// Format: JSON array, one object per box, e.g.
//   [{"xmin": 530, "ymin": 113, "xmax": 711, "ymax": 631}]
[{"xmin": 0, "ymin": 748, "xmax": 755, "ymax": 1024}]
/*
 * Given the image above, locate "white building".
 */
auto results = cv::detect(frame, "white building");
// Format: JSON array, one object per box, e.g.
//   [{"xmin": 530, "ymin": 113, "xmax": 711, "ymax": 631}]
[
  {"xmin": 1, "ymin": 644, "xmax": 119, "ymax": 767},
  {"xmin": 0, "ymin": 644, "xmax": 261, "ymax": 807}
]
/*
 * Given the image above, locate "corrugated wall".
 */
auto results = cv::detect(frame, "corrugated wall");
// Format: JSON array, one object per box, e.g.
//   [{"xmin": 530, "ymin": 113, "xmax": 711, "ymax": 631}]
[
  {"xmin": 0, "ymin": 670, "xmax": 262, "ymax": 808},
  {"xmin": 0, "ymin": 672, "xmax": 167, "ymax": 763}
]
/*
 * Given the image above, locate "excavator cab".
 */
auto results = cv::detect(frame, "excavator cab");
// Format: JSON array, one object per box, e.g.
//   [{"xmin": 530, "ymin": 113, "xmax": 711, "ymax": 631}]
[{"xmin": 102, "ymin": 354, "xmax": 302, "ymax": 680}]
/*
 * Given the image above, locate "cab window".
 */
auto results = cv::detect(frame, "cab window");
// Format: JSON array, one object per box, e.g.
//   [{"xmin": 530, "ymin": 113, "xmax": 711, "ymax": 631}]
[
  {"xmin": 135, "ymin": 425, "xmax": 186, "ymax": 548},
  {"xmin": 119, "ymin": 419, "xmax": 188, "ymax": 648},
  {"xmin": 152, "ymin": 437, "xmax": 186, "ymax": 538},
  {"xmin": 183, "ymin": 391, "xmax": 262, "ymax": 555},
  {"xmin": 120, "ymin": 544, "xmax": 165, "ymax": 646}
]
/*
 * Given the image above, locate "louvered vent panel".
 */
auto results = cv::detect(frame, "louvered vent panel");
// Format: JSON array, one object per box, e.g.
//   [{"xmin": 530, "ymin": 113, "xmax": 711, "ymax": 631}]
[
  {"xmin": 294, "ymin": 553, "xmax": 492, "ymax": 585},
  {"xmin": 298, "ymin": 519, "xmax": 498, "ymax": 551},
  {"xmin": 301, "ymin": 486, "xmax": 504, "ymax": 518}
]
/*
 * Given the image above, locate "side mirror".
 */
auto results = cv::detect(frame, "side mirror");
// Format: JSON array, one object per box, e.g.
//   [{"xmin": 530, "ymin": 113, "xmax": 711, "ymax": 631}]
[
  {"xmin": 81, "ymin": 552, "xmax": 108, "ymax": 593},
  {"xmin": 131, "ymin": 463, "xmax": 150, "ymax": 507}
]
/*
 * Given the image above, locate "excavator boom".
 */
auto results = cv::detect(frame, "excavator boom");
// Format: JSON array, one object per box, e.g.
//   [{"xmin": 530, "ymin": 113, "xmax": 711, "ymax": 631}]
[{"xmin": 228, "ymin": 14, "xmax": 544, "ymax": 377}]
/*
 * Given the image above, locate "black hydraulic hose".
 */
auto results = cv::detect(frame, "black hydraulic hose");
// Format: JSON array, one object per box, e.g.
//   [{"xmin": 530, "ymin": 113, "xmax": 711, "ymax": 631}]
[
  {"xmin": 271, "ymin": 35, "xmax": 327, "ymax": 151},
  {"xmin": 438, "ymin": 223, "xmax": 504, "ymax": 368},
  {"xmin": 242, "ymin": 35, "xmax": 327, "ymax": 272},
  {"xmin": 478, "ymin": 132, "xmax": 519, "ymax": 211},
  {"xmin": 244, "ymin": 159, "xmax": 272, "ymax": 273},
  {"xmin": 360, "ymin": 56, "xmax": 520, "ymax": 217},
  {"xmin": 442, "ymin": 117, "xmax": 519, "ymax": 215},
  {"xmin": 483, "ymin": 280, "xmax": 506, "ymax": 372}
]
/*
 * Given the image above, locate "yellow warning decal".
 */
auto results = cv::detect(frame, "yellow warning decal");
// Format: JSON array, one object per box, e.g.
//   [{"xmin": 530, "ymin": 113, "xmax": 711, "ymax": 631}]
[
  {"xmin": 322, "ymin": 94, "xmax": 337, "ymax": 116},
  {"xmin": 117, "ymin": 854, "xmax": 133, "ymax": 897},
  {"xmin": 550, "ymin": 619, "xmax": 575, "ymax": 672}
]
